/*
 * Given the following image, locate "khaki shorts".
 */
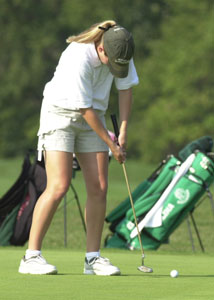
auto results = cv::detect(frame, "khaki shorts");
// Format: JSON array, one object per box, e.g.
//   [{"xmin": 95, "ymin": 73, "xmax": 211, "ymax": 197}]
[{"xmin": 37, "ymin": 106, "xmax": 109, "ymax": 158}]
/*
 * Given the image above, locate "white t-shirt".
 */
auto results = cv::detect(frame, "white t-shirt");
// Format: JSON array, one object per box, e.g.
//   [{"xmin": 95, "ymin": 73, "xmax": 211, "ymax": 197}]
[{"xmin": 42, "ymin": 42, "xmax": 139, "ymax": 112}]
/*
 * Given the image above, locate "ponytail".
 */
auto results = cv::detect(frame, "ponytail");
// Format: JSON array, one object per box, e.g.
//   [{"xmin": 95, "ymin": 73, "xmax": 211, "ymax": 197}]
[{"xmin": 66, "ymin": 20, "xmax": 116, "ymax": 44}]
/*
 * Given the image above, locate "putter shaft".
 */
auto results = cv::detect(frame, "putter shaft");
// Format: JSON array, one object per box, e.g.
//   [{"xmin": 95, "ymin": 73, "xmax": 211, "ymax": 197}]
[
  {"xmin": 110, "ymin": 114, "xmax": 153, "ymax": 273},
  {"xmin": 122, "ymin": 163, "xmax": 145, "ymax": 261},
  {"xmin": 122, "ymin": 163, "xmax": 153, "ymax": 273}
]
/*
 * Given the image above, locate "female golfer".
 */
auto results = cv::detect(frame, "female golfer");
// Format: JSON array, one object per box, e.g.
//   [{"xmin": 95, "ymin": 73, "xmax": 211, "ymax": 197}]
[{"xmin": 18, "ymin": 20, "xmax": 139, "ymax": 276}]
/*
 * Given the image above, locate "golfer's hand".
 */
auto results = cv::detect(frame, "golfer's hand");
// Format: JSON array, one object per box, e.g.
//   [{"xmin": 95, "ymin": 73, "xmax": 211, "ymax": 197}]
[
  {"xmin": 111, "ymin": 143, "xmax": 126, "ymax": 164},
  {"xmin": 118, "ymin": 131, "xmax": 127, "ymax": 151}
]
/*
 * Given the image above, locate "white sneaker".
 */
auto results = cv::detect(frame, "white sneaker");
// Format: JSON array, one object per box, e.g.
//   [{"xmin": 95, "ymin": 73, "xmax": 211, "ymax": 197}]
[
  {"xmin": 18, "ymin": 254, "xmax": 57, "ymax": 275},
  {"xmin": 84, "ymin": 256, "xmax": 121, "ymax": 276}
]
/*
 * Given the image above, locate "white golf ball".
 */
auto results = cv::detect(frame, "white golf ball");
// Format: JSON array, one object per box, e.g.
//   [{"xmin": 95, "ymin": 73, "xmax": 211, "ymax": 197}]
[{"xmin": 170, "ymin": 270, "xmax": 179, "ymax": 278}]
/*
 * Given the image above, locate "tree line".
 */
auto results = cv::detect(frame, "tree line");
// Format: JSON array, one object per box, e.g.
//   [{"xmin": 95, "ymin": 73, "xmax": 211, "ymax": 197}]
[{"xmin": 0, "ymin": 0, "xmax": 213, "ymax": 162}]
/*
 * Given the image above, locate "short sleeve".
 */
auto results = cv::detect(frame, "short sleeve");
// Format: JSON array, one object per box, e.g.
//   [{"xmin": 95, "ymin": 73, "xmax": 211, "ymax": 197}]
[{"xmin": 114, "ymin": 59, "xmax": 139, "ymax": 90}]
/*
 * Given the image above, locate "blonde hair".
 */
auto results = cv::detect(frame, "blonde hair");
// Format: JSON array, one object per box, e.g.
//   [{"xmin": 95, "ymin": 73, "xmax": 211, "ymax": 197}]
[{"xmin": 66, "ymin": 20, "xmax": 117, "ymax": 44}]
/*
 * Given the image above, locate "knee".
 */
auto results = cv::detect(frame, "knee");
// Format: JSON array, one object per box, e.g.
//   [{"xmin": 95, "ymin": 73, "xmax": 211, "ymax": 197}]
[
  {"xmin": 88, "ymin": 181, "xmax": 108, "ymax": 201},
  {"xmin": 46, "ymin": 180, "xmax": 70, "ymax": 201}
]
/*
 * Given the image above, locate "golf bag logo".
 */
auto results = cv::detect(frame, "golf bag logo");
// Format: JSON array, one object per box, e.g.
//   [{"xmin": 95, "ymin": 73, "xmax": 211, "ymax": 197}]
[
  {"xmin": 162, "ymin": 203, "xmax": 175, "ymax": 221},
  {"xmin": 127, "ymin": 221, "xmax": 135, "ymax": 230},
  {"xmin": 174, "ymin": 188, "xmax": 190, "ymax": 204},
  {"xmin": 200, "ymin": 156, "xmax": 210, "ymax": 170}
]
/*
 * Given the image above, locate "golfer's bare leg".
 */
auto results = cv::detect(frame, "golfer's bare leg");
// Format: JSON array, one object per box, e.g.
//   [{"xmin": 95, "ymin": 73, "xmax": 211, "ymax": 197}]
[
  {"xmin": 28, "ymin": 151, "xmax": 73, "ymax": 250},
  {"xmin": 76, "ymin": 152, "xmax": 108, "ymax": 252}
]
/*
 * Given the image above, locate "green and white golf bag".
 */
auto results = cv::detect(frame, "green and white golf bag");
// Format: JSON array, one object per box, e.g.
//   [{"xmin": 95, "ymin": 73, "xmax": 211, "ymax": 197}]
[{"xmin": 105, "ymin": 137, "xmax": 214, "ymax": 250}]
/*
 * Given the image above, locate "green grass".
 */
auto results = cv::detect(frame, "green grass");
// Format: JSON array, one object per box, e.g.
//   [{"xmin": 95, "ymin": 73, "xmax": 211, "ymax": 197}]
[{"xmin": 0, "ymin": 248, "xmax": 214, "ymax": 300}]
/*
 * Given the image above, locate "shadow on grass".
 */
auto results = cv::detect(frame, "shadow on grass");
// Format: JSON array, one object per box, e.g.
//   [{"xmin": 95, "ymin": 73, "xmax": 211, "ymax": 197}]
[{"xmin": 57, "ymin": 273, "xmax": 138, "ymax": 276}]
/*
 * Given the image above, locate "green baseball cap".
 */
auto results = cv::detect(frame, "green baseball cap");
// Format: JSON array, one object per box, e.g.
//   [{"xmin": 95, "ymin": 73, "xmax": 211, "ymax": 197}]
[{"xmin": 103, "ymin": 25, "xmax": 135, "ymax": 78}]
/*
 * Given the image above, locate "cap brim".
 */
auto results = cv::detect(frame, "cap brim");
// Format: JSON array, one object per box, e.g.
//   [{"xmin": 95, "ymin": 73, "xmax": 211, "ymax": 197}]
[{"xmin": 107, "ymin": 60, "xmax": 129, "ymax": 78}]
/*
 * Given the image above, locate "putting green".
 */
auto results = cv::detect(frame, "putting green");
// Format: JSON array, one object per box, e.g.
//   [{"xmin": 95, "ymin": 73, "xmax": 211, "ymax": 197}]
[{"xmin": 0, "ymin": 248, "xmax": 213, "ymax": 300}]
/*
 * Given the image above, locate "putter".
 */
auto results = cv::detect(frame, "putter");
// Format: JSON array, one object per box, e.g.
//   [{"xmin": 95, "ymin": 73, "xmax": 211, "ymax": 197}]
[{"xmin": 111, "ymin": 114, "xmax": 153, "ymax": 273}]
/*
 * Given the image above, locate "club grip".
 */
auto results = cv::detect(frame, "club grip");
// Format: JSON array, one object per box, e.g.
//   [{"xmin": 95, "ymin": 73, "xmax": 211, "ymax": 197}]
[{"xmin": 111, "ymin": 114, "xmax": 119, "ymax": 138}]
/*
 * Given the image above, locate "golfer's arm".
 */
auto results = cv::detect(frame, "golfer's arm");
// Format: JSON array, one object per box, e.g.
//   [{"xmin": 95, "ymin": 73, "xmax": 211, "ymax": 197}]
[
  {"xmin": 118, "ymin": 88, "xmax": 133, "ymax": 134},
  {"xmin": 79, "ymin": 107, "xmax": 114, "ymax": 148}
]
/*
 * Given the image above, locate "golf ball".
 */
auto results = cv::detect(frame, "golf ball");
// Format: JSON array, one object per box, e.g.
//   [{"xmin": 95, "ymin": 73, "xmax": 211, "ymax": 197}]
[{"xmin": 170, "ymin": 270, "xmax": 179, "ymax": 278}]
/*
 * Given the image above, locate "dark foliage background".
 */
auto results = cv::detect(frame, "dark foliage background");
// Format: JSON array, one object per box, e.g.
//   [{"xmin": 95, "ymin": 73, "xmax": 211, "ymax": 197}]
[{"xmin": 0, "ymin": 0, "xmax": 213, "ymax": 162}]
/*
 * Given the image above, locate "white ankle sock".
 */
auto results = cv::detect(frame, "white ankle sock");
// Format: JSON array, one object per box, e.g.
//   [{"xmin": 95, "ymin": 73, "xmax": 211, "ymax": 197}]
[
  {"xmin": 25, "ymin": 249, "xmax": 41, "ymax": 259},
  {"xmin": 86, "ymin": 251, "xmax": 100, "ymax": 261}
]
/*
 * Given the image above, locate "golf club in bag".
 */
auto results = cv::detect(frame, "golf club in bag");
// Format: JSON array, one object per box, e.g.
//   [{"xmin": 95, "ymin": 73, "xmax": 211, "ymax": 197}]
[{"xmin": 111, "ymin": 114, "xmax": 153, "ymax": 273}]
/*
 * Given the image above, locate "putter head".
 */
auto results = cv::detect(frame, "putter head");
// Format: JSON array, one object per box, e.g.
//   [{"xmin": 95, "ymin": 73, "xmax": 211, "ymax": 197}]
[{"xmin": 138, "ymin": 265, "xmax": 153, "ymax": 273}]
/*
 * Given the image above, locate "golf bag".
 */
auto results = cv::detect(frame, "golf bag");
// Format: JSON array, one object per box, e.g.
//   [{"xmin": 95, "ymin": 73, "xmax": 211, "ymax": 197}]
[
  {"xmin": 0, "ymin": 151, "xmax": 46, "ymax": 246},
  {"xmin": 105, "ymin": 136, "xmax": 214, "ymax": 250}
]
